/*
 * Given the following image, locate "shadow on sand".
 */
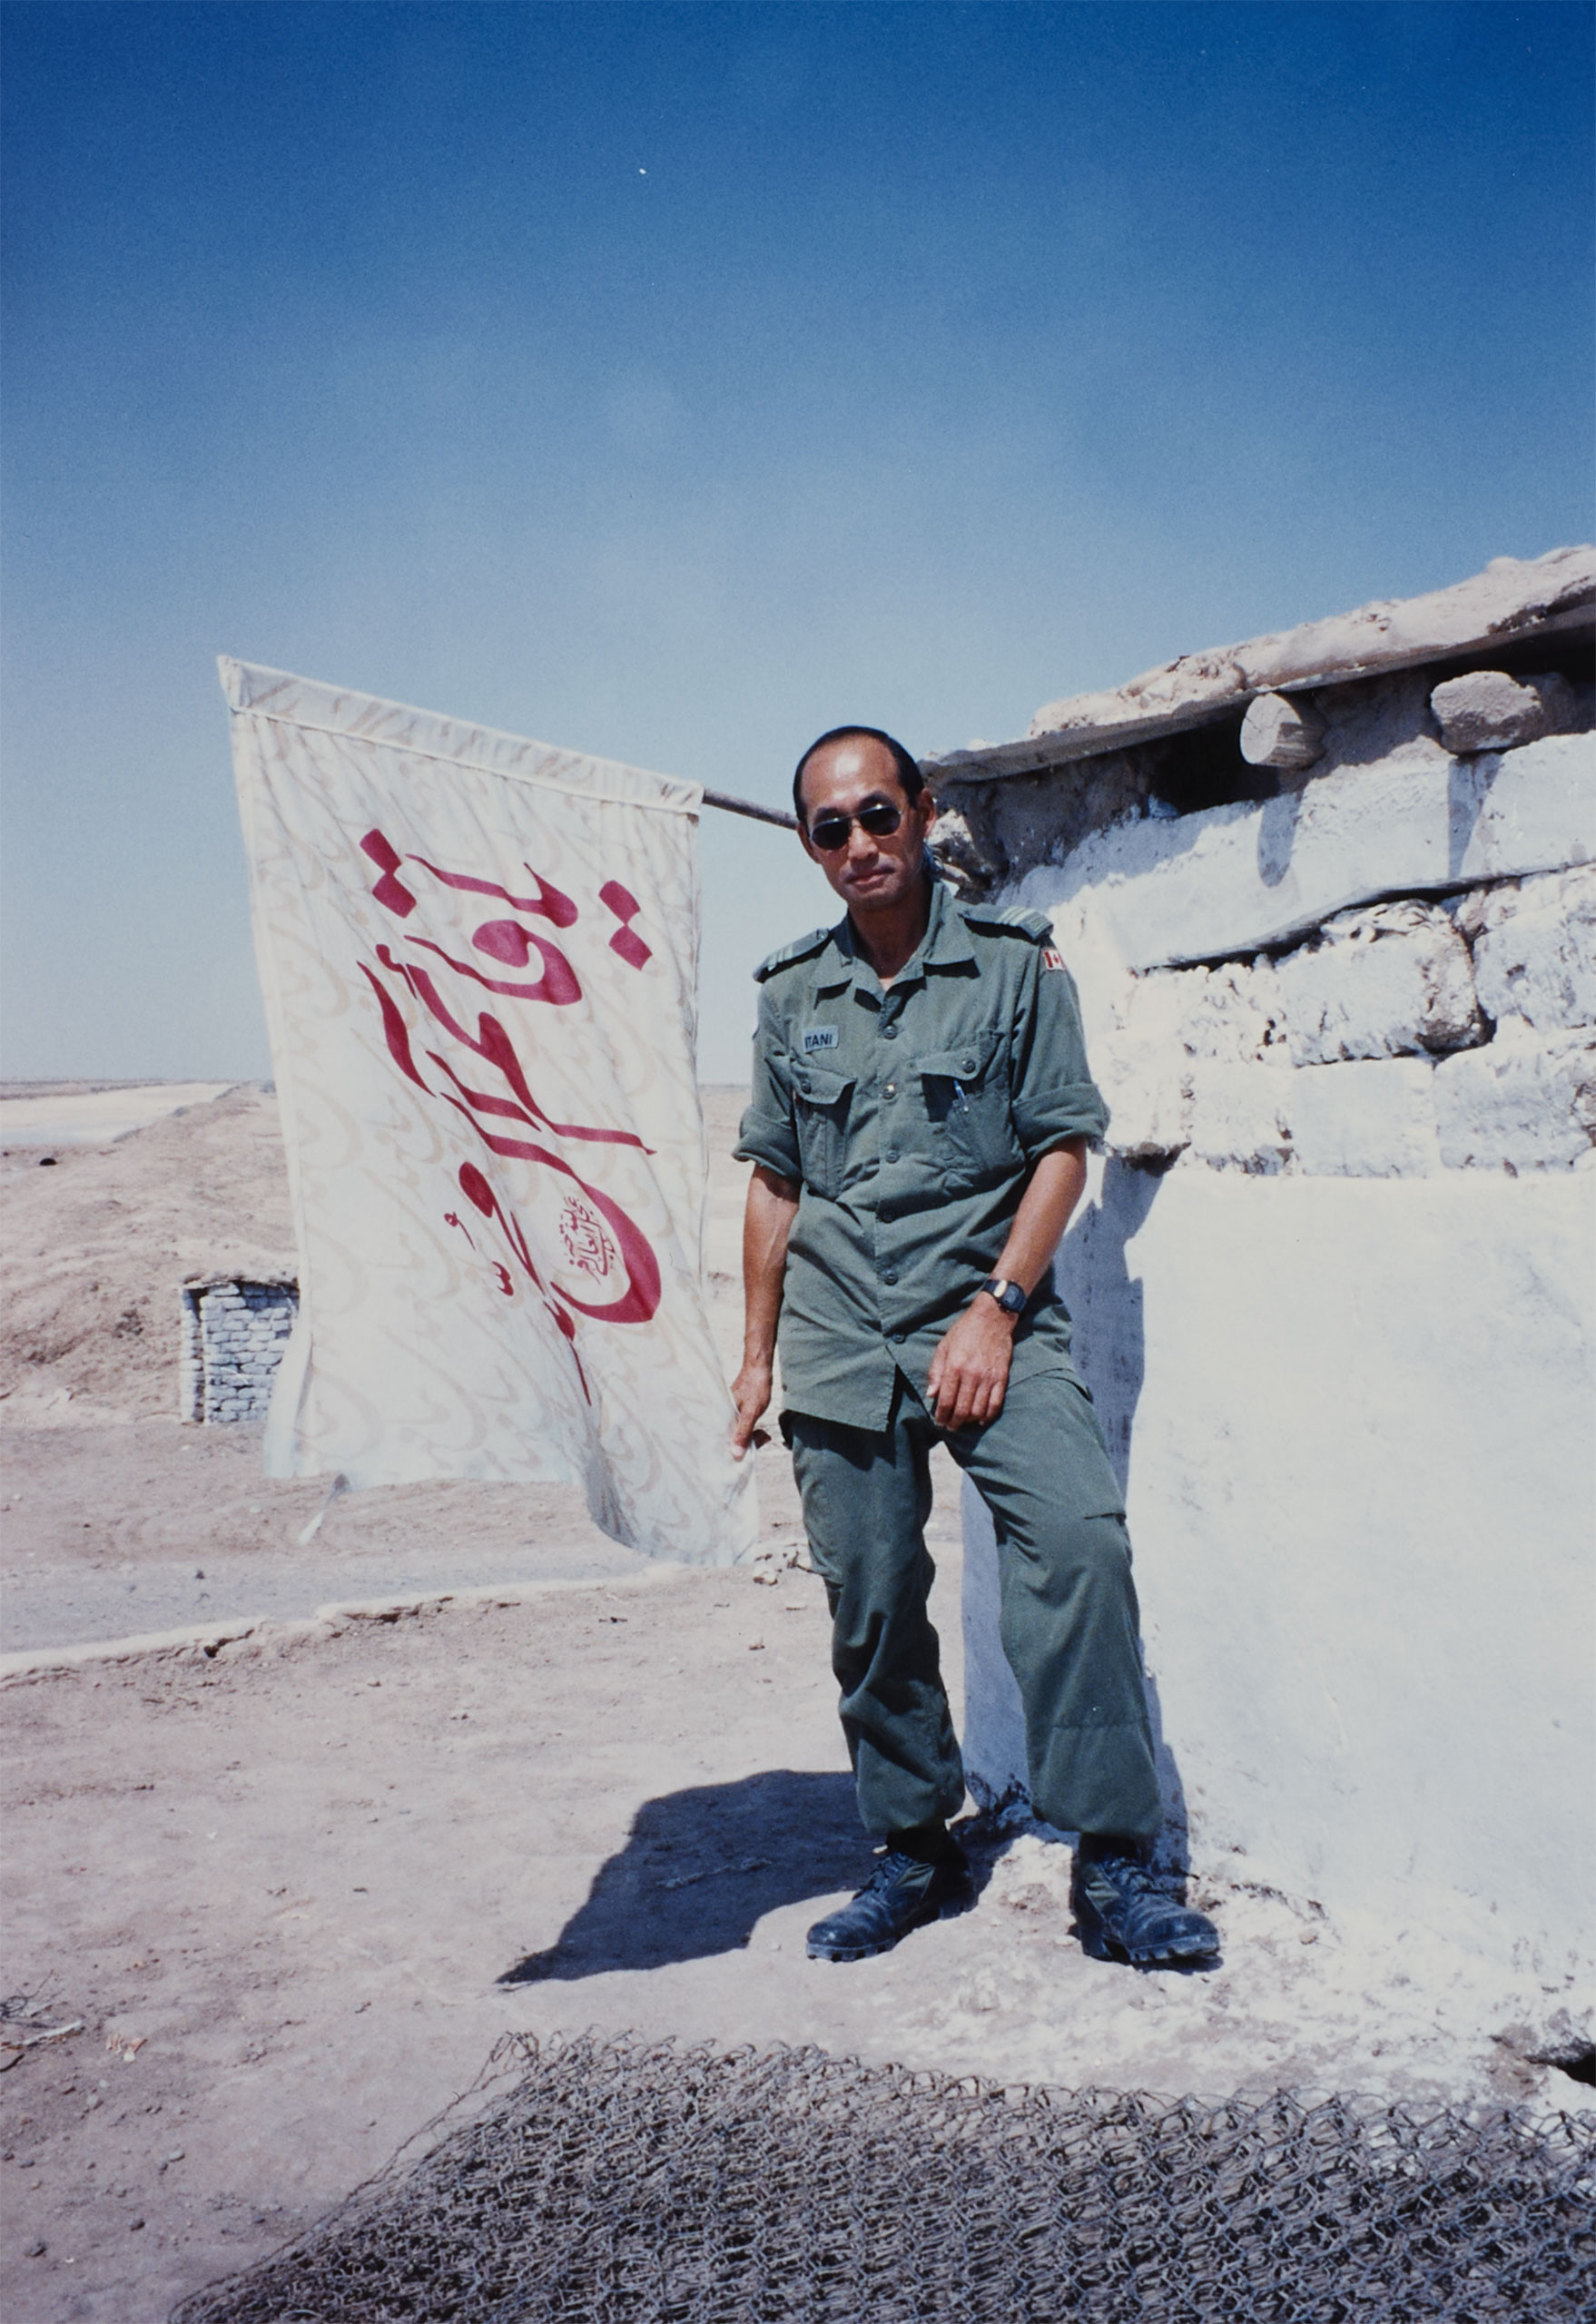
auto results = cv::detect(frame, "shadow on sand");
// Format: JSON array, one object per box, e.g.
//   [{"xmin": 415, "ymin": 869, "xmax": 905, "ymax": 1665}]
[{"xmin": 499, "ymin": 1768, "xmax": 869, "ymax": 1985}]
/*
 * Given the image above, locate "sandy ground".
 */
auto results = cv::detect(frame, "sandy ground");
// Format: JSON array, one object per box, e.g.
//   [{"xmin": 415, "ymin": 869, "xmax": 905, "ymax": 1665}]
[
  {"xmin": 2, "ymin": 1087, "xmax": 1591, "ymax": 2323},
  {"xmin": 0, "ymin": 1088, "xmax": 817, "ymax": 1649},
  {"xmin": 0, "ymin": 1087, "xmax": 815, "ymax": 1650},
  {"xmin": 1, "ymin": 1084, "xmax": 299, "ymax": 1427}
]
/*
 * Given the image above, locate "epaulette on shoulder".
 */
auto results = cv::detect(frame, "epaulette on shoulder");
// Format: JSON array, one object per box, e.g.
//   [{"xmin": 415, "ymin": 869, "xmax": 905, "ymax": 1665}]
[
  {"xmin": 959, "ymin": 900, "xmax": 1054, "ymax": 942},
  {"xmin": 754, "ymin": 925, "xmax": 834, "ymax": 982}
]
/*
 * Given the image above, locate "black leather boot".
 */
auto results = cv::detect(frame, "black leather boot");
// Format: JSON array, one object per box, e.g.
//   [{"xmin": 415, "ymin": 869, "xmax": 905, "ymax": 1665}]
[
  {"xmin": 1071, "ymin": 1837, "xmax": 1220, "ymax": 1965},
  {"xmin": 805, "ymin": 1838, "xmax": 972, "ymax": 1963}
]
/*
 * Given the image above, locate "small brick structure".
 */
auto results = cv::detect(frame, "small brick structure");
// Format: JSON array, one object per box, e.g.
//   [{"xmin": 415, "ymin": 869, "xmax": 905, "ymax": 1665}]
[{"xmin": 180, "ymin": 1275, "xmax": 299, "ymax": 1423}]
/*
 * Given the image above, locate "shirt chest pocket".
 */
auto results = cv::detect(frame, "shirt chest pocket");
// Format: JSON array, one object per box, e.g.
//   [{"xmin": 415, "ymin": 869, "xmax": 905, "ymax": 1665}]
[
  {"xmin": 914, "ymin": 1037, "xmax": 1020, "ymax": 1185},
  {"xmin": 791, "ymin": 1061, "xmax": 856, "ymax": 1199}
]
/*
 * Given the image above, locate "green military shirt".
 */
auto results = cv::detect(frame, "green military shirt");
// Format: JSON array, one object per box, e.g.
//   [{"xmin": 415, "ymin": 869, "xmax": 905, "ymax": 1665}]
[{"xmin": 734, "ymin": 875, "xmax": 1110, "ymax": 1432}]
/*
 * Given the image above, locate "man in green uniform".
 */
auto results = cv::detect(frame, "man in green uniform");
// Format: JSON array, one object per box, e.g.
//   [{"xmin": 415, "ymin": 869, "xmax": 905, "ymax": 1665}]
[{"xmin": 731, "ymin": 725, "xmax": 1219, "ymax": 1968}]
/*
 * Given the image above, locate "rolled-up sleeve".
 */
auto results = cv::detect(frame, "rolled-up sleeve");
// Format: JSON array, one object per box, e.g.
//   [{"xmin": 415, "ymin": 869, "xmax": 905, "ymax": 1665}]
[
  {"xmin": 1010, "ymin": 952, "xmax": 1110, "ymax": 1157},
  {"xmin": 734, "ymin": 990, "xmax": 802, "ymax": 1180}
]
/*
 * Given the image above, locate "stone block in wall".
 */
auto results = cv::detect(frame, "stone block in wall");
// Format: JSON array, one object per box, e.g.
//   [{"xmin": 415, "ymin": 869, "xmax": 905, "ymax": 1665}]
[
  {"xmin": 1093, "ymin": 971, "xmax": 1189, "ymax": 1158},
  {"xmin": 1186, "ymin": 1065, "xmax": 1294, "ymax": 1173},
  {"xmin": 1433, "ymin": 1031, "xmax": 1596, "ymax": 1170},
  {"xmin": 1287, "ymin": 1059, "xmax": 1441, "ymax": 1177},
  {"xmin": 1430, "ymin": 670, "xmax": 1547, "ymax": 754},
  {"xmin": 1276, "ymin": 901, "xmax": 1483, "ymax": 1065},
  {"xmin": 1100, "ymin": 1059, "xmax": 1190, "ymax": 1160},
  {"xmin": 1429, "ymin": 670, "xmax": 1581, "ymax": 757},
  {"xmin": 1468, "ymin": 865, "xmax": 1596, "ymax": 1034},
  {"xmin": 1092, "ymin": 960, "xmax": 1289, "ymax": 1157},
  {"xmin": 1176, "ymin": 959, "xmax": 1286, "ymax": 1063},
  {"xmin": 1021, "ymin": 731, "xmax": 1593, "ymax": 973}
]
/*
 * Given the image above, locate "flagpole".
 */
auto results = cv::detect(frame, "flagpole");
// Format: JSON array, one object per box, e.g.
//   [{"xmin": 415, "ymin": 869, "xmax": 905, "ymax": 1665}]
[{"xmin": 700, "ymin": 787, "xmax": 799, "ymax": 832}]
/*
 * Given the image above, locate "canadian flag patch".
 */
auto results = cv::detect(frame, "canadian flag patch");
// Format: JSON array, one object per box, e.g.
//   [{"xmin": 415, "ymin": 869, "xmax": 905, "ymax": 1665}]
[{"xmin": 1041, "ymin": 948, "xmax": 1067, "ymax": 972}]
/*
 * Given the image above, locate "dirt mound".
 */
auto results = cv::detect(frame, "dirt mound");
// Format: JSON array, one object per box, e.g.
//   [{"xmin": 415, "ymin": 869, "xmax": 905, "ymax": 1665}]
[{"xmin": 0, "ymin": 1088, "xmax": 293, "ymax": 1422}]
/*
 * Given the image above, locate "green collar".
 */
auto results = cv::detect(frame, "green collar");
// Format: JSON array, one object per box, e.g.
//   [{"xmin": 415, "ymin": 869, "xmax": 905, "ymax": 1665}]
[{"xmin": 812, "ymin": 876, "xmax": 975, "ymax": 1000}]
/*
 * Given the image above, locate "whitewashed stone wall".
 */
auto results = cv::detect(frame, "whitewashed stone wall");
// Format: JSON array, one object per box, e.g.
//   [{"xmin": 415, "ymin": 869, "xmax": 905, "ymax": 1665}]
[
  {"xmin": 180, "ymin": 1277, "xmax": 299, "ymax": 1423},
  {"xmin": 1007, "ymin": 729, "xmax": 1594, "ymax": 1184},
  {"xmin": 961, "ymin": 715, "xmax": 1595, "ymax": 1984},
  {"xmin": 1069, "ymin": 859, "xmax": 1594, "ymax": 1180}
]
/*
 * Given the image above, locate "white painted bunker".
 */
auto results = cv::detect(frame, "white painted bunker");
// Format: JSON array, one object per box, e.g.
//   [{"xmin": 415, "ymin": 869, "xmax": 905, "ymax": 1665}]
[{"xmin": 924, "ymin": 547, "xmax": 1594, "ymax": 1990}]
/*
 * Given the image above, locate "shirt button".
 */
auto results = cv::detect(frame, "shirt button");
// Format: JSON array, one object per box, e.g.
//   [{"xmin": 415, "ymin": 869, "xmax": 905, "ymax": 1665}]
[
  {"xmin": 961, "ymin": 1056, "xmax": 977, "ymax": 1074},
  {"xmin": 884, "ymin": 1083, "xmax": 896, "ymax": 1098},
  {"xmin": 882, "ymin": 1269, "xmax": 898, "ymax": 1285},
  {"xmin": 882, "ymin": 1025, "xmax": 899, "ymax": 1040},
  {"xmin": 885, "ymin": 1150, "xmax": 900, "ymax": 1164},
  {"xmin": 890, "ymin": 1331, "xmax": 905, "ymax": 1344}
]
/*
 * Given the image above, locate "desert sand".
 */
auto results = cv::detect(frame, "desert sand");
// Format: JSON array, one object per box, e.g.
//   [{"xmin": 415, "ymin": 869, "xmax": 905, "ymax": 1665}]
[{"xmin": 1, "ymin": 1087, "xmax": 1589, "ymax": 2324}]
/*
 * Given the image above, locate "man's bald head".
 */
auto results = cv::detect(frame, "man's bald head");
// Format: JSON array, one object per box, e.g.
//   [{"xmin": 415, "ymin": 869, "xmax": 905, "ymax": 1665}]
[{"xmin": 793, "ymin": 726, "xmax": 924, "ymax": 827}]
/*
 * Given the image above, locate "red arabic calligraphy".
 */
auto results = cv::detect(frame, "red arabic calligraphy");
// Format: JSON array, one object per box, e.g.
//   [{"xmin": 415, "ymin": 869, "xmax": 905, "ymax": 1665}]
[
  {"xmin": 408, "ymin": 856, "xmax": 579, "ymax": 928},
  {"xmin": 600, "ymin": 881, "xmax": 653, "ymax": 970},
  {"xmin": 357, "ymin": 828, "xmax": 665, "ymax": 1376}
]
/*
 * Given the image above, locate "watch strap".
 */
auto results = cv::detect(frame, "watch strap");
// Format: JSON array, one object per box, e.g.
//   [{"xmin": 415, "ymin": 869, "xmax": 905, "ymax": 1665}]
[{"xmin": 980, "ymin": 1275, "xmax": 1027, "ymax": 1316}]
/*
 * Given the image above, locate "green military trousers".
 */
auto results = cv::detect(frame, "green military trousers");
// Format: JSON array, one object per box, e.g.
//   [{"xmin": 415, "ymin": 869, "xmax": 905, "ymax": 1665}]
[{"xmin": 787, "ymin": 1364, "xmax": 1162, "ymax": 1843}]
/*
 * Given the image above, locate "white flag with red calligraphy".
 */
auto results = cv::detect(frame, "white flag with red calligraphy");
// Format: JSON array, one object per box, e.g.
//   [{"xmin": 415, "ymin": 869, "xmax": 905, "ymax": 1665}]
[{"xmin": 221, "ymin": 658, "xmax": 755, "ymax": 1566}]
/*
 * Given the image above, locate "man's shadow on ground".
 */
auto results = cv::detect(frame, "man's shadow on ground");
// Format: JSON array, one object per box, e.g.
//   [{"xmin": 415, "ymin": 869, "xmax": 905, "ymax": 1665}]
[
  {"xmin": 499, "ymin": 1768, "xmax": 871, "ymax": 1985},
  {"xmin": 501, "ymin": 1775, "xmax": 1216, "ymax": 1986}
]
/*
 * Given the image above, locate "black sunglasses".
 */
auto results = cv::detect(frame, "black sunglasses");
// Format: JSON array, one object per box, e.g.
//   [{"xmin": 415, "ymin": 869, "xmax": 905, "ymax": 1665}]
[{"xmin": 805, "ymin": 803, "xmax": 903, "ymax": 852}]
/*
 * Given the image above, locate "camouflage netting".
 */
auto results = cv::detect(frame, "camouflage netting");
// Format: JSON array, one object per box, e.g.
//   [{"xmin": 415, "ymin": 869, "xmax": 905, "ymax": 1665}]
[{"xmin": 172, "ymin": 2032, "xmax": 1595, "ymax": 2322}]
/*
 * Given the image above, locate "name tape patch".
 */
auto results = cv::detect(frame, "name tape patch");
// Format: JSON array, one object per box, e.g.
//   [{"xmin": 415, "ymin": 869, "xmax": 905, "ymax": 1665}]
[{"xmin": 802, "ymin": 1026, "xmax": 839, "ymax": 1052}]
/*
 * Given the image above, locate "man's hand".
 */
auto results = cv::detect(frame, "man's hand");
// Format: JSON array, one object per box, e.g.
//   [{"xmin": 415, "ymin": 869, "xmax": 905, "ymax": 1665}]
[
  {"xmin": 924, "ymin": 1143, "xmax": 1089, "ymax": 1432},
  {"xmin": 926, "ymin": 1297, "xmax": 1016, "ymax": 1431},
  {"xmin": 729, "ymin": 1358, "xmax": 773, "ymax": 1461}
]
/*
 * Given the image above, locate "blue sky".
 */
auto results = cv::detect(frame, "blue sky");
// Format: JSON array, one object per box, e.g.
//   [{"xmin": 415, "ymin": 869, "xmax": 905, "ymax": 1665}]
[{"xmin": 4, "ymin": 0, "xmax": 1591, "ymax": 1083}]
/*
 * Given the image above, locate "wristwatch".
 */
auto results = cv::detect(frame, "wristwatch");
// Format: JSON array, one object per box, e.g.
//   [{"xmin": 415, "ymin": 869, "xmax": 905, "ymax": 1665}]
[{"xmin": 979, "ymin": 1276, "xmax": 1027, "ymax": 1317}]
